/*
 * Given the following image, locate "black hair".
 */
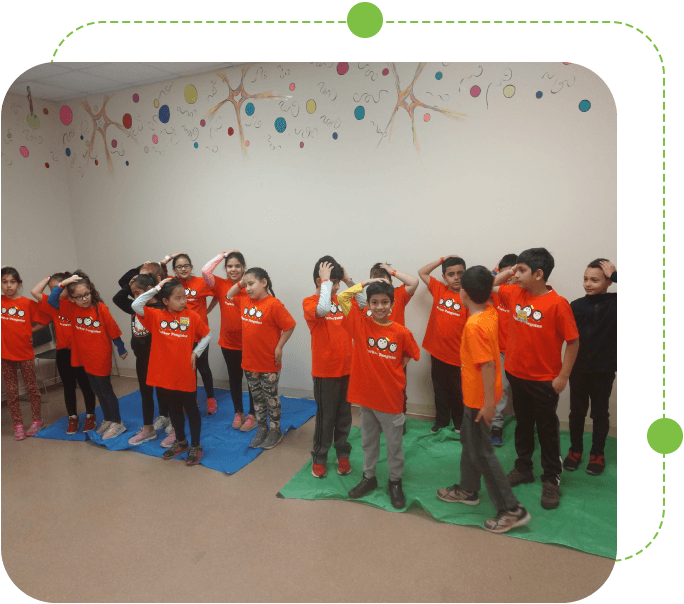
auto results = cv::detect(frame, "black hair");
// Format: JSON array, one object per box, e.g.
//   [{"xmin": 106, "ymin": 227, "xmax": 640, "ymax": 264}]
[
  {"xmin": 461, "ymin": 266, "xmax": 494, "ymax": 304},
  {"xmin": 66, "ymin": 270, "xmax": 103, "ymax": 306},
  {"xmin": 1, "ymin": 267, "xmax": 22, "ymax": 284},
  {"xmin": 370, "ymin": 262, "xmax": 392, "ymax": 282},
  {"xmin": 142, "ymin": 262, "xmax": 167, "ymax": 280},
  {"xmin": 587, "ymin": 258, "xmax": 610, "ymax": 269},
  {"xmin": 442, "ymin": 257, "xmax": 466, "ymax": 274},
  {"xmin": 517, "ymin": 248, "xmax": 555, "ymax": 281},
  {"xmin": 313, "ymin": 255, "xmax": 344, "ymax": 285},
  {"xmin": 367, "ymin": 281, "xmax": 395, "ymax": 304},
  {"xmin": 497, "ymin": 254, "xmax": 518, "ymax": 271},
  {"xmin": 225, "ymin": 251, "xmax": 246, "ymax": 270},
  {"xmin": 50, "ymin": 271, "xmax": 72, "ymax": 283},
  {"xmin": 158, "ymin": 278, "xmax": 184, "ymax": 307},
  {"xmin": 132, "ymin": 273, "xmax": 157, "ymax": 291},
  {"xmin": 245, "ymin": 267, "xmax": 275, "ymax": 298},
  {"xmin": 172, "ymin": 254, "xmax": 192, "ymax": 269}
]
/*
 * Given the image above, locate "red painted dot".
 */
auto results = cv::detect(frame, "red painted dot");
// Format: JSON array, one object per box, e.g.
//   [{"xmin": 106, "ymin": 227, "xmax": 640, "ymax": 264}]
[
  {"xmin": 200, "ymin": 119, "xmax": 206, "ymax": 127},
  {"xmin": 45, "ymin": 162, "xmax": 49, "ymax": 168},
  {"xmin": 95, "ymin": 160, "xmax": 99, "ymax": 166},
  {"xmin": 382, "ymin": 68, "xmax": 389, "ymax": 76},
  {"xmin": 43, "ymin": 108, "xmax": 49, "ymax": 115},
  {"xmin": 563, "ymin": 62, "xmax": 571, "ymax": 65},
  {"xmin": 228, "ymin": 127, "xmax": 234, "ymax": 136},
  {"xmin": 337, "ymin": 62, "xmax": 349, "ymax": 76},
  {"xmin": 133, "ymin": 93, "xmax": 140, "ymax": 103},
  {"xmin": 111, "ymin": 140, "xmax": 118, "ymax": 148},
  {"xmin": 245, "ymin": 140, "xmax": 250, "ymax": 147},
  {"xmin": 300, "ymin": 142, "xmax": 304, "ymax": 148},
  {"xmin": 289, "ymin": 83, "xmax": 295, "ymax": 91},
  {"xmin": 470, "ymin": 85, "xmax": 482, "ymax": 98},
  {"xmin": 122, "ymin": 113, "xmax": 132, "ymax": 129},
  {"xmin": 424, "ymin": 113, "xmax": 431, "ymax": 122}
]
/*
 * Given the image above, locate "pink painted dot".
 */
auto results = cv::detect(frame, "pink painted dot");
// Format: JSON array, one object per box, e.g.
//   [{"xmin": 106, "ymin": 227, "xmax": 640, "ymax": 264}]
[
  {"xmin": 382, "ymin": 68, "xmax": 389, "ymax": 76},
  {"xmin": 245, "ymin": 140, "xmax": 250, "ymax": 147},
  {"xmin": 424, "ymin": 113, "xmax": 431, "ymax": 122},
  {"xmin": 152, "ymin": 134, "xmax": 158, "ymax": 144},
  {"xmin": 289, "ymin": 83, "xmax": 295, "ymax": 91},
  {"xmin": 59, "ymin": 105, "xmax": 73, "ymax": 126},
  {"xmin": 45, "ymin": 162, "xmax": 49, "ymax": 168},
  {"xmin": 123, "ymin": 113, "xmax": 132, "ymax": 129},
  {"xmin": 19, "ymin": 146, "xmax": 29, "ymax": 158},
  {"xmin": 337, "ymin": 62, "xmax": 349, "ymax": 76},
  {"xmin": 228, "ymin": 127, "xmax": 234, "ymax": 136},
  {"xmin": 470, "ymin": 85, "xmax": 481, "ymax": 98},
  {"xmin": 300, "ymin": 141, "xmax": 304, "ymax": 148},
  {"xmin": 563, "ymin": 62, "xmax": 571, "ymax": 65},
  {"xmin": 132, "ymin": 93, "xmax": 140, "ymax": 103},
  {"xmin": 111, "ymin": 139, "xmax": 118, "ymax": 148},
  {"xmin": 200, "ymin": 119, "xmax": 206, "ymax": 127}
]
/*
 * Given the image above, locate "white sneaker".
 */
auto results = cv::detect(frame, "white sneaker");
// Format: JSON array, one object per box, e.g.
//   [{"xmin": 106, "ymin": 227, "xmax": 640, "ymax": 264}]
[
  {"xmin": 165, "ymin": 422, "xmax": 175, "ymax": 434},
  {"xmin": 153, "ymin": 415, "xmax": 171, "ymax": 431},
  {"xmin": 102, "ymin": 422, "xmax": 127, "ymax": 440}
]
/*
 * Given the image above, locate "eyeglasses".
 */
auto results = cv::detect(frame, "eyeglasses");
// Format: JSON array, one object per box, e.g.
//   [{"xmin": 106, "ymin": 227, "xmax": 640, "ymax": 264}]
[
  {"xmin": 72, "ymin": 292, "xmax": 91, "ymax": 301},
  {"xmin": 175, "ymin": 264, "xmax": 192, "ymax": 270}
]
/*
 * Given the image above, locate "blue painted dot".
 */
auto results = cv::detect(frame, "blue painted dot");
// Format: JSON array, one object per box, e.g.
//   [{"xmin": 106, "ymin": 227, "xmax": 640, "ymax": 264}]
[
  {"xmin": 245, "ymin": 102, "xmax": 255, "ymax": 116},
  {"xmin": 354, "ymin": 106, "xmax": 365, "ymax": 120},
  {"xmin": 125, "ymin": 161, "xmax": 129, "ymax": 166},
  {"xmin": 80, "ymin": 135, "xmax": 83, "ymax": 140},
  {"xmin": 579, "ymin": 99, "xmax": 591, "ymax": 112},
  {"xmin": 65, "ymin": 148, "xmax": 71, "ymax": 156},
  {"xmin": 159, "ymin": 104, "xmax": 170, "ymax": 124},
  {"xmin": 274, "ymin": 117, "xmax": 287, "ymax": 133},
  {"xmin": 194, "ymin": 142, "xmax": 199, "ymax": 148},
  {"xmin": 536, "ymin": 91, "xmax": 543, "ymax": 99},
  {"xmin": 332, "ymin": 132, "xmax": 338, "ymax": 140},
  {"xmin": 435, "ymin": 71, "xmax": 443, "ymax": 80}
]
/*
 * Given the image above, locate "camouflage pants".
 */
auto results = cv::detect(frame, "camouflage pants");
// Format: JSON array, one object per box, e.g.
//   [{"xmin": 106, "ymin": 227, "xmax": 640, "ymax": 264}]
[{"xmin": 244, "ymin": 371, "xmax": 281, "ymax": 430}]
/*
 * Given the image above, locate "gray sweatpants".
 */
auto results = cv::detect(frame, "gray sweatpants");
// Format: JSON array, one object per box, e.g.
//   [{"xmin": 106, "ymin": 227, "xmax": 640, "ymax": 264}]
[
  {"xmin": 359, "ymin": 406, "xmax": 405, "ymax": 481},
  {"xmin": 491, "ymin": 352, "xmax": 512, "ymax": 430}
]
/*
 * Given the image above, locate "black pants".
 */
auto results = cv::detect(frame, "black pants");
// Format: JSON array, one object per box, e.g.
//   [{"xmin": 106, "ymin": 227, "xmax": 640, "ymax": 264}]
[
  {"xmin": 220, "ymin": 348, "xmax": 254, "ymax": 415},
  {"xmin": 157, "ymin": 386, "xmax": 201, "ymax": 447},
  {"xmin": 134, "ymin": 347, "xmax": 168, "ymax": 425},
  {"xmin": 194, "ymin": 345, "xmax": 214, "ymax": 399},
  {"xmin": 311, "ymin": 375, "xmax": 352, "ymax": 464},
  {"xmin": 87, "ymin": 373, "xmax": 121, "ymax": 423},
  {"xmin": 507, "ymin": 372, "xmax": 562, "ymax": 485},
  {"xmin": 55, "ymin": 347, "xmax": 96, "ymax": 417},
  {"xmin": 569, "ymin": 371, "xmax": 615, "ymax": 455},
  {"xmin": 431, "ymin": 355, "xmax": 463, "ymax": 429}
]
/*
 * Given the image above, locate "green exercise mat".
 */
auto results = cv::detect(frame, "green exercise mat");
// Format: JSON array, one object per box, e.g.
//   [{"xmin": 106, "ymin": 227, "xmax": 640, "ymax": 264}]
[{"xmin": 278, "ymin": 416, "xmax": 616, "ymax": 559}]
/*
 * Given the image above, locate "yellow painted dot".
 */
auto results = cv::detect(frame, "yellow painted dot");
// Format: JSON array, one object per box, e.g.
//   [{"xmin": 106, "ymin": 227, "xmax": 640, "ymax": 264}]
[
  {"xmin": 503, "ymin": 85, "xmax": 516, "ymax": 98},
  {"xmin": 154, "ymin": 99, "xmax": 160, "ymax": 108},
  {"xmin": 184, "ymin": 85, "xmax": 198, "ymax": 104},
  {"xmin": 306, "ymin": 99, "xmax": 316, "ymax": 114}
]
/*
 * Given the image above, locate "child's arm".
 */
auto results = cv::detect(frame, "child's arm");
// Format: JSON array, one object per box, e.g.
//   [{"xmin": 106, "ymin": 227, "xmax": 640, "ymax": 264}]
[
  {"xmin": 112, "ymin": 337, "xmax": 128, "ymax": 360},
  {"xmin": 131, "ymin": 278, "xmax": 171, "ymax": 317},
  {"xmin": 201, "ymin": 252, "xmax": 226, "ymax": 288},
  {"xmin": 337, "ymin": 278, "xmax": 386, "ymax": 315},
  {"xmin": 274, "ymin": 327, "xmax": 295, "ymax": 367},
  {"xmin": 207, "ymin": 297, "xmax": 219, "ymax": 314},
  {"xmin": 600, "ymin": 260, "xmax": 617, "ymax": 283},
  {"xmin": 112, "ymin": 274, "xmax": 138, "ymax": 315},
  {"xmin": 475, "ymin": 360, "xmax": 498, "ymax": 426},
  {"xmin": 380, "ymin": 264, "xmax": 420, "ymax": 296},
  {"xmin": 191, "ymin": 332, "xmax": 212, "ymax": 370},
  {"xmin": 492, "ymin": 265, "xmax": 517, "ymax": 293},
  {"xmin": 315, "ymin": 261, "xmax": 334, "ymax": 317},
  {"xmin": 418, "ymin": 258, "xmax": 442, "ymax": 287},
  {"xmin": 160, "ymin": 252, "xmax": 185, "ymax": 267},
  {"xmin": 118, "ymin": 266, "xmax": 141, "ymax": 289},
  {"xmin": 339, "ymin": 264, "xmax": 367, "ymax": 308},
  {"xmin": 224, "ymin": 276, "xmax": 246, "ymax": 301},
  {"xmin": 31, "ymin": 276, "xmax": 51, "ymax": 302},
  {"xmin": 47, "ymin": 274, "xmax": 79, "ymax": 308},
  {"xmin": 552, "ymin": 338, "xmax": 580, "ymax": 394}
]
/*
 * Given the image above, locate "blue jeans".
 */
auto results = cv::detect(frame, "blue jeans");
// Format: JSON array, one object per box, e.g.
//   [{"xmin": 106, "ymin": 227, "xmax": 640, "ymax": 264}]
[{"xmin": 87, "ymin": 373, "xmax": 121, "ymax": 423}]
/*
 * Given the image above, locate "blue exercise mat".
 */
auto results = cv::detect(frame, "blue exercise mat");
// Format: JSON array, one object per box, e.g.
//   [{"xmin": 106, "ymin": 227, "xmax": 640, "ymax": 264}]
[{"xmin": 34, "ymin": 387, "xmax": 317, "ymax": 474}]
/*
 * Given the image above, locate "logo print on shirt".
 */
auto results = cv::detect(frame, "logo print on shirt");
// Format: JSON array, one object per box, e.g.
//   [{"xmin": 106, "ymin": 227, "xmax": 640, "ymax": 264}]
[
  {"xmin": 367, "ymin": 336, "xmax": 398, "ymax": 353},
  {"xmin": 185, "ymin": 288, "xmax": 197, "ymax": 297},
  {"xmin": 160, "ymin": 318, "xmax": 189, "ymax": 332},
  {"xmin": 132, "ymin": 316, "xmax": 149, "ymax": 336},
  {"xmin": 6, "ymin": 307, "xmax": 25, "ymax": 317},
  {"xmin": 515, "ymin": 304, "xmax": 543, "ymax": 323},
  {"xmin": 244, "ymin": 306, "xmax": 263, "ymax": 319},
  {"xmin": 439, "ymin": 298, "xmax": 461, "ymax": 311},
  {"xmin": 58, "ymin": 315, "xmax": 71, "ymax": 323}
]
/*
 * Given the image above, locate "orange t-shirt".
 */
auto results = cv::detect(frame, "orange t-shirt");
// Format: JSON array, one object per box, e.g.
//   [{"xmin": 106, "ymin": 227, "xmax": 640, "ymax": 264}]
[
  {"xmin": 39, "ymin": 293, "xmax": 72, "ymax": 350},
  {"xmin": 212, "ymin": 276, "xmax": 244, "ymax": 350},
  {"xmin": 342, "ymin": 304, "xmax": 420, "ymax": 414},
  {"xmin": 497, "ymin": 284, "xmax": 580, "ymax": 381},
  {"xmin": 363, "ymin": 284, "xmax": 412, "ymax": 327},
  {"xmin": 422, "ymin": 277, "xmax": 469, "ymax": 366},
  {"xmin": 490, "ymin": 292, "xmax": 511, "ymax": 354},
  {"xmin": 62, "ymin": 301, "xmax": 122, "ymax": 376},
  {"xmin": 303, "ymin": 293, "xmax": 352, "ymax": 378},
  {"xmin": 180, "ymin": 276, "xmax": 214, "ymax": 325},
  {"xmin": 137, "ymin": 306, "xmax": 210, "ymax": 392},
  {"xmin": 1, "ymin": 296, "xmax": 49, "ymax": 361},
  {"xmin": 233, "ymin": 293, "xmax": 297, "ymax": 374},
  {"xmin": 461, "ymin": 306, "xmax": 504, "ymax": 410}
]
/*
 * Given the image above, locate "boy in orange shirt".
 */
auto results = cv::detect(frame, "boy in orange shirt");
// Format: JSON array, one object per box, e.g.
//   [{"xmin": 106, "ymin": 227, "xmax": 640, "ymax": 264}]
[
  {"xmin": 436, "ymin": 266, "xmax": 530, "ymax": 533},
  {"xmin": 493, "ymin": 248, "xmax": 579, "ymax": 510}
]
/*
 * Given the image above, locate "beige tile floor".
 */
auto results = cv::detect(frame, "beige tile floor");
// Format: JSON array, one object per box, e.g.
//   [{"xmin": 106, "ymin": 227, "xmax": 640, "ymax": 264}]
[{"xmin": 2, "ymin": 376, "xmax": 614, "ymax": 602}]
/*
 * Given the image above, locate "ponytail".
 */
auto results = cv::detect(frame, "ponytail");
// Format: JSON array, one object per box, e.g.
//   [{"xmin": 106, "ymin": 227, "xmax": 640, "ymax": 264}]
[{"xmin": 245, "ymin": 267, "xmax": 275, "ymax": 298}]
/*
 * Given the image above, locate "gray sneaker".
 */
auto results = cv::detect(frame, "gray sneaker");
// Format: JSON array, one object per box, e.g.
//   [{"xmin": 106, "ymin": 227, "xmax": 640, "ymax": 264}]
[
  {"xmin": 96, "ymin": 420, "xmax": 112, "ymax": 435},
  {"xmin": 249, "ymin": 426, "xmax": 268, "ymax": 449},
  {"xmin": 260, "ymin": 428, "xmax": 283, "ymax": 450},
  {"xmin": 102, "ymin": 422, "xmax": 127, "ymax": 440},
  {"xmin": 152, "ymin": 415, "xmax": 171, "ymax": 431}
]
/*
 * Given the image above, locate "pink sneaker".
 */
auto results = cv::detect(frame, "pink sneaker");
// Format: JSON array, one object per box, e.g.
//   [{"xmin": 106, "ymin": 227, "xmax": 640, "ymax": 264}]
[
  {"xmin": 207, "ymin": 398, "xmax": 218, "ymax": 415},
  {"xmin": 232, "ymin": 412, "xmax": 245, "ymax": 429},
  {"xmin": 14, "ymin": 424, "xmax": 26, "ymax": 441},
  {"xmin": 26, "ymin": 421, "xmax": 45, "ymax": 437},
  {"xmin": 161, "ymin": 430, "xmax": 176, "ymax": 448},
  {"xmin": 127, "ymin": 428, "xmax": 157, "ymax": 446},
  {"xmin": 240, "ymin": 414, "xmax": 256, "ymax": 432}
]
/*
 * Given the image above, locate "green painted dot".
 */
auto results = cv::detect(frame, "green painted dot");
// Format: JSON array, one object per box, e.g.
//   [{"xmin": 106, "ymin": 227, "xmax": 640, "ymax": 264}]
[
  {"xmin": 647, "ymin": 418, "xmax": 683, "ymax": 454},
  {"xmin": 347, "ymin": 2, "xmax": 383, "ymax": 38}
]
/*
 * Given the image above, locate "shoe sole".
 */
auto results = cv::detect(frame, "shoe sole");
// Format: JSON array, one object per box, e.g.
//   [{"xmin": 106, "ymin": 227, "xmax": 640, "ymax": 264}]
[
  {"xmin": 436, "ymin": 493, "xmax": 480, "ymax": 505},
  {"xmin": 27, "ymin": 427, "xmax": 45, "ymax": 437},
  {"xmin": 240, "ymin": 425, "xmax": 256, "ymax": 432},
  {"xmin": 391, "ymin": 500, "xmax": 406, "ymax": 509},
  {"xmin": 348, "ymin": 487, "xmax": 377, "ymax": 499},
  {"xmin": 484, "ymin": 509, "xmax": 532, "ymax": 533},
  {"xmin": 337, "ymin": 469, "xmax": 352, "ymax": 476},
  {"xmin": 163, "ymin": 447, "xmax": 190, "ymax": 460},
  {"xmin": 312, "ymin": 470, "xmax": 327, "ymax": 478},
  {"xmin": 186, "ymin": 453, "xmax": 204, "ymax": 466},
  {"xmin": 586, "ymin": 468, "xmax": 604, "ymax": 476},
  {"xmin": 66, "ymin": 430, "xmax": 78, "ymax": 435},
  {"xmin": 14, "ymin": 435, "xmax": 26, "ymax": 441},
  {"xmin": 102, "ymin": 427, "xmax": 127, "ymax": 440},
  {"xmin": 563, "ymin": 465, "xmax": 579, "ymax": 472},
  {"xmin": 541, "ymin": 499, "xmax": 560, "ymax": 510}
]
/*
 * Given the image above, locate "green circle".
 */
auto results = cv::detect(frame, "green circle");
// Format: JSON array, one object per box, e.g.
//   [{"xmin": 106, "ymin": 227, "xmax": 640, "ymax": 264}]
[
  {"xmin": 647, "ymin": 418, "xmax": 683, "ymax": 454},
  {"xmin": 347, "ymin": 2, "xmax": 383, "ymax": 38}
]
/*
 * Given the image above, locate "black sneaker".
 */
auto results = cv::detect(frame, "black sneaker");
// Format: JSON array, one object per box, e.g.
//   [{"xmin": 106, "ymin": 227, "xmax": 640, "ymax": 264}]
[
  {"xmin": 249, "ymin": 426, "xmax": 268, "ymax": 449},
  {"xmin": 541, "ymin": 482, "xmax": 560, "ymax": 510},
  {"xmin": 260, "ymin": 428, "xmax": 283, "ymax": 450},
  {"xmin": 563, "ymin": 449, "xmax": 582, "ymax": 471},
  {"xmin": 430, "ymin": 424, "xmax": 447, "ymax": 434},
  {"xmin": 507, "ymin": 467, "xmax": 535, "ymax": 487},
  {"xmin": 348, "ymin": 474, "xmax": 378, "ymax": 499},
  {"xmin": 186, "ymin": 444, "xmax": 204, "ymax": 466},
  {"xmin": 586, "ymin": 453, "xmax": 606, "ymax": 476},
  {"xmin": 388, "ymin": 479, "xmax": 406, "ymax": 509},
  {"xmin": 162, "ymin": 439, "xmax": 190, "ymax": 460},
  {"xmin": 490, "ymin": 427, "xmax": 503, "ymax": 447}
]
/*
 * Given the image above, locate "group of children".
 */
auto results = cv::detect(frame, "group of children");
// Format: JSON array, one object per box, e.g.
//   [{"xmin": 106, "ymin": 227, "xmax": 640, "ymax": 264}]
[{"xmin": 1, "ymin": 247, "xmax": 616, "ymax": 534}]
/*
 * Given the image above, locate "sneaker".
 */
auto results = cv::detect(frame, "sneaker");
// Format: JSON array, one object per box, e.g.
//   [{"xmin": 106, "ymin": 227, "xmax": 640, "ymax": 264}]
[
  {"xmin": 563, "ymin": 449, "xmax": 582, "ymax": 472},
  {"xmin": 162, "ymin": 439, "xmax": 190, "ymax": 460},
  {"xmin": 206, "ymin": 398, "xmax": 217, "ymax": 415},
  {"xmin": 165, "ymin": 422, "xmax": 175, "ymax": 435},
  {"xmin": 240, "ymin": 414, "xmax": 257, "ymax": 432},
  {"xmin": 348, "ymin": 474, "xmax": 378, "ymax": 499},
  {"xmin": 83, "ymin": 414, "xmax": 97, "ymax": 432},
  {"xmin": 586, "ymin": 453, "xmax": 606, "ymax": 476},
  {"xmin": 261, "ymin": 428, "xmax": 283, "ymax": 450},
  {"xmin": 436, "ymin": 484, "xmax": 480, "ymax": 505},
  {"xmin": 26, "ymin": 421, "xmax": 45, "ymax": 436},
  {"xmin": 507, "ymin": 467, "xmax": 535, "ymax": 487},
  {"xmin": 337, "ymin": 458, "xmax": 352, "ymax": 476},
  {"xmin": 541, "ymin": 482, "xmax": 560, "ymax": 510},
  {"xmin": 161, "ymin": 430, "xmax": 176, "ymax": 448},
  {"xmin": 13, "ymin": 424, "xmax": 26, "ymax": 441},
  {"xmin": 232, "ymin": 413, "xmax": 245, "ymax": 429},
  {"xmin": 312, "ymin": 463, "xmax": 327, "ymax": 478},
  {"xmin": 249, "ymin": 426, "xmax": 268, "ymax": 448},
  {"xmin": 389, "ymin": 479, "xmax": 406, "ymax": 509},
  {"xmin": 102, "ymin": 422, "xmax": 126, "ymax": 440},
  {"xmin": 186, "ymin": 444, "xmax": 204, "ymax": 466},
  {"xmin": 430, "ymin": 424, "xmax": 447, "ymax": 434},
  {"xmin": 96, "ymin": 420, "xmax": 112, "ymax": 435},
  {"xmin": 66, "ymin": 416, "xmax": 79, "ymax": 435},
  {"xmin": 128, "ymin": 428, "xmax": 157, "ymax": 446},
  {"xmin": 490, "ymin": 427, "xmax": 503, "ymax": 447},
  {"xmin": 483, "ymin": 505, "xmax": 531, "ymax": 534},
  {"xmin": 152, "ymin": 415, "xmax": 171, "ymax": 431}
]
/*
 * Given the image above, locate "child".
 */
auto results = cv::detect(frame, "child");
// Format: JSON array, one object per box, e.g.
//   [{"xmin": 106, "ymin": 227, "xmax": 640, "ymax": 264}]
[
  {"xmin": 47, "ymin": 271, "xmax": 129, "ymax": 440},
  {"xmin": 436, "ymin": 266, "xmax": 531, "ymax": 533},
  {"xmin": 32, "ymin": 272, "xmax": 97, "ymax": 435},
  {"xmin": 303, "ymin": 257, "xmax": 365, "ymax": 478},
  {"xmin": 564, "ymin": 259, "xmax": 617, "ymax": 476},
  {"xmin": 493, "ymin": 248, "xmax": 579, "ymax": 510},
  {"xmin": 418, "ymin": 256, "xmax": 469, "ymax": 433},
  {"xmin": 338, "ymin": 278, "xmax": 420, "ymax": 509},
  {"xmin": 1, "ymin": 267, "xmax": 49, "ymax": 439},
  {"xmin": 161, "ymin": 253, "xmax": 218, "ymax": 414},
  {"xmin": 225, "ymin": 268, "xmax": 296, "ymax": 450},
  {"xmin": 368, "ymin": 262, "xmax": 419, "ymax": 429},
  {"xmin": 202, "ymin": 250, "xmax": 256, "ymax": 431},
  {"xmin": 132, "ymin": 278, "xmax": 211, "ymax": 465},
  {"xmin": 489, "ymin": 253, "xmax": 518, "ymax": 446}
]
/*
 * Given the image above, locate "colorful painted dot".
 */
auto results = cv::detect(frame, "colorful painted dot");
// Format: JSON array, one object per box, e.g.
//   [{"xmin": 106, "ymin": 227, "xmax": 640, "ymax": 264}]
[
  {"xmin": 19, "ymin": 146, "xmax": 29, "ymax": 158},
  {"xmin": 435, "ymin": 71, "xmax": 443, "ymax": 80},
  {"xmin": 228, "ymin": 127, "xmax": 234, "ymax": 136},
  {"xmin": 80, "ymin": 135, "xmax": 84, "ymax": 140},
  {"xmin": 245, "ymin": 140, "xmax": 250, "ymax": 147},
  {"xmin": 563, "ymin": 62, "xmax": 571, "ymax": 65},
  {"xmin": 337, "ymin": 62, "xmax": 349, "ymax": 76},
  {"xmin": 332, "ymin": 132, "xmax": 338, "ymax": 140},
  {"xmin": 200, "ymin": 119, "xmax": 206, "ymax": 127},
  {"xmin": 111, "ymin": 139, "xmax": 118, "ymax": 149},
  {"xmin": 424, "ymin": 113, "xmax": 431, "ymax": 122},
  {"xmin": 274, "ymin": 117, "xmax": 287, "ymax": 133},
  {"xmin": 123, "ymin": 113, "xmax": 132, "ymax": 129},
  {"xmin": 194, "ymin": 142, "xmax": 198, "ymax": 149},
  {"xmin": 306, "ymin": 99, "xmax": 316, "ymax": 114},
  {"xmin": 7, "ymin": 132, "xmax": 11, "ymax": 138},
  {"xmin": 648, "ymin": 418, "xmax": 683, "ymax": 454},
  {"xmin": 43, "ymin": 108, "xmax": 49, "ymax": 115},
  {"xmin": 59, "ymin": 105, "xmax": 73, "ymax": 126},
  {"xmin": 133, "ymin": 93, "xmax": 140, "ymax": 103},
  {"xmin": 382, "ymin": 68, "xmax": 389, "ymax": 76},
  {"xmin": 470, "ymin": 85, "xmax": 481, "ymax": 98},
  {"xmin": 65, "ymin": 148, "xmax": 71, "ymax": 156},
  {"xmin": 300, "ymin": 142, "xmax": 304, "ymax": 149},
  {"xmin": 126, "ymin": 161, "xmax": 129, "ymax": 166},
  {"xmin": 579, "ymin": 100, "xmax": 591, "ymax": 112},
  {"xmin": 536, "ymin": 91, "xmax": 543, "ymax": 99},
  {"xmin": 245, "ymin": 102, "xmax": 255, "ymax": 116},
  {"xmin": 144, "ymin": 146, "xmax": 149, "ymax": 153},
  {"xmin": 27, "ymin": 114, "xmax": 40, "ymax": 129},
  {"xmin": 354, "ymin": 106, "xmax": 365, "ymax": 120},
  {"xmin": 45, "ymin": 162, "xmax": 49, "ymax": 168},
  {"xmin": 159, "ymin": 105, "xmax": 170, "ymax": 124},
  {"xmin": 503, "ymin": 85, "xmax": 516, "ymax": 98},
  {"xmin": 154, "ymin": 99, "xmax": 159, "ymax": 108},
  {"xmin": 152, "ymin": 134, "xmax": 159, "ymax": 144},
  {"xmin": 184, "ymin": 85, "xmax": 198, "ymax": 104},
  {"xmin": 95, "ymin": 160, "xmax": 99, "ymax": 166},
  {"xmin": 289, "ymin": 83, "xmax": 296, "ymax": 91}
]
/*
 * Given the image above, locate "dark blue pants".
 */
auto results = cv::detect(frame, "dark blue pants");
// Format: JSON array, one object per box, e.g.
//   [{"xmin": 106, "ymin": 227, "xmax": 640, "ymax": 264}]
[
  {"xmin": 87, "ymin": 373, "xmax": 121, "ymax": 423},
  {"xmin": 157, "ymin": 386, "xmax": 201, "ymax": 447},
  {"xmin": 56, "ymin": 347, "xmax": 96, "ymax": 417}
]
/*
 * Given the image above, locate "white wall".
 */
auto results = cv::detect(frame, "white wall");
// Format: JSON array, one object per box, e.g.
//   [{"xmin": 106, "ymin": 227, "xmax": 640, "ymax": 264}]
[{"xmin": 2, "ymin": 62, "xmax": 617, "ymax": 427}]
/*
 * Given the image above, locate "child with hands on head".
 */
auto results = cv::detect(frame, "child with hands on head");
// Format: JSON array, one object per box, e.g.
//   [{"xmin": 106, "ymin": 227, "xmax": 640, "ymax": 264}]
[{"xmin": 131, "ymin": 278, "xmax": 211, "ymax": 465}]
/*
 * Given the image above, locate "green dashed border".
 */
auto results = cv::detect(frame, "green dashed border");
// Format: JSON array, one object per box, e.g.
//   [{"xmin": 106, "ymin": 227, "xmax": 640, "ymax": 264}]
[{"xmin": 50, "ymin": 20, "xmax": 666, "ymax": 563}]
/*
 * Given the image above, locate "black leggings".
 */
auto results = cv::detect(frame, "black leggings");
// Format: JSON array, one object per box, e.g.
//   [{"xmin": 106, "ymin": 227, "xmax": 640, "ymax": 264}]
[
  {"xmin": 157, "ymin": 387, "xmax": 201, "ymax": 447},
  {"xmin": 221, "ymin": 347, "xmax": 255, "ymax": 415},
  {"xmin": 194, "ymin": 345, "xmax": 214, "ymax": 399},
  {"xmin": 55, "ymin": 348, "xmax": 96, "ymax": 417},
  {"xmin": 135, "ymin": 347, "xmax": 168, "ymax": 425}
]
